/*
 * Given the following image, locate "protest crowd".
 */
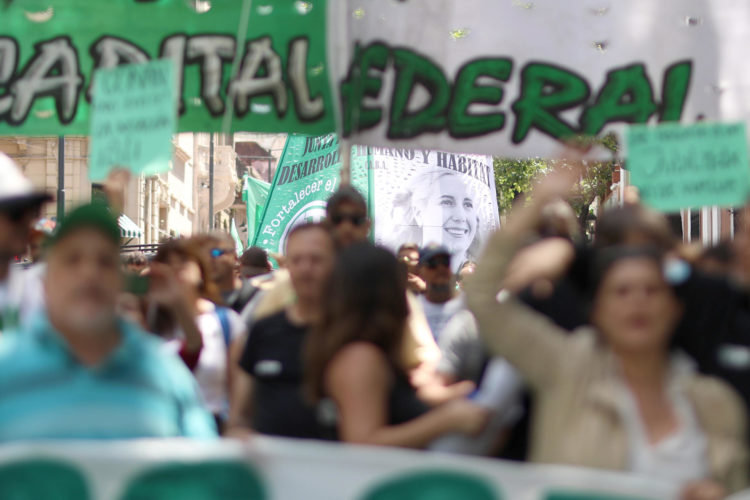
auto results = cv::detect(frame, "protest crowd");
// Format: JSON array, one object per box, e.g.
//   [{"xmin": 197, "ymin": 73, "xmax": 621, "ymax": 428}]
[
  {"xmin": 5, "ymin": 2, "xmax": 750, "ymax": 499},
  {"xmin": 0, "ymin": 145, "xmax": 750, "ymax": 500}
]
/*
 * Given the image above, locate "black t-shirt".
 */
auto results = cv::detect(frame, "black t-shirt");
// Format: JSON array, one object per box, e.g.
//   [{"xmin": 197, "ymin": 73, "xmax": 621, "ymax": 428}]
[
  {"xmin": 318, "ymin": 358, "xmax": 428, "ymax": 441},
  {"xmin": 239, "ymin": 310, "xmax": 319, "ymax": 439}
]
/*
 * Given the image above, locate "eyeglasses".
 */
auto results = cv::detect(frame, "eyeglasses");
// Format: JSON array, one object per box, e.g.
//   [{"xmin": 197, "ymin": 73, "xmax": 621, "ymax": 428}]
[
  {"xmin": 210, "ymin": 248, "xmax": 232, "ymax": 258},
  {"xmin": 425, "ymin": 255, "xmax": 451, "ymax": 269},
  {"xmin": 330, "ymin": 213, "xmax": 367, "ymax": 227}
]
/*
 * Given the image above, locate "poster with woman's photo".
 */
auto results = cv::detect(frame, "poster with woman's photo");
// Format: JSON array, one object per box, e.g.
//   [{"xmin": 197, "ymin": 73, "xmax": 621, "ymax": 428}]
[{"xmin": 370, "ymin": 148, "xmax": 500, "ymax": 273}]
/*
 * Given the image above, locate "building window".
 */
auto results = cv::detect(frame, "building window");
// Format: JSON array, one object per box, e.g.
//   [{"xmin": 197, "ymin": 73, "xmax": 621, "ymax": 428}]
[{"xmin": 173, "ymin": 157, "xmax": 185, "ymax": 181}]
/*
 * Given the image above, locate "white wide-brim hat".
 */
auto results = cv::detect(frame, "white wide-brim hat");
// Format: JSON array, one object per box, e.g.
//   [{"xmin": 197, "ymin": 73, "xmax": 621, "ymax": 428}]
[{"xmin": 0, "ymin": 153, "xmax": 52, "ymax": 210}]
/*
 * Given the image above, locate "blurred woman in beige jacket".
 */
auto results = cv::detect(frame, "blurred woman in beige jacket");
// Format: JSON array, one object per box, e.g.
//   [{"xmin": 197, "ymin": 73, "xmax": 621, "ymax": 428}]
[{"xmin": 466, "ymin": 163, "xmax": 747, "ymax": 499}]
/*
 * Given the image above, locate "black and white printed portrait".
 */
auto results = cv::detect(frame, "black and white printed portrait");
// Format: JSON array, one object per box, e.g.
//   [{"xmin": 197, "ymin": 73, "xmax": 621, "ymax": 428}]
[{"xmin": 388, "ymin": 169, "xmax": 485, "ymax": 273}]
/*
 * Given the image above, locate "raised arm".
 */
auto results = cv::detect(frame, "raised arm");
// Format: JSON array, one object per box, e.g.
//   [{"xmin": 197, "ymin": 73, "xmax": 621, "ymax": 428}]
[{"xmin": 465, "ymin": 160, "xmax": 584, "ymax": 389}]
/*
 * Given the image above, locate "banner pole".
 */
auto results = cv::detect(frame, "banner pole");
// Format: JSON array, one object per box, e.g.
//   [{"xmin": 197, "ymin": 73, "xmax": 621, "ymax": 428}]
[
  {"xmin": 221, "ymin": 0, "xmax": 253, "ymax": 137},
  {"xmin": 57, "ymin": 136, "xmax": 65, "ymax": 219},
  {"xmin": 339, "ymin": 138, "xmax": 351, "ymax": 186},
  {"xmin": 208, "ymin": 132, "xmax": 214, "ymax": 230},
  {"xmin": 333, "ymin": 1, "xmax": 352, "ymax": 187}
]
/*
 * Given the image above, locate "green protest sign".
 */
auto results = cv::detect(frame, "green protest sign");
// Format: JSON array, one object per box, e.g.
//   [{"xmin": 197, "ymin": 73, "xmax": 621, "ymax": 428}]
[
  {"xmin": 627, "ymin": 122, "xmax": 750, "ymax": 211},
  {"xmin": 89, "ymin": 60, "xmax": 176, "ymax": 181},
  {"xmin": 0, "ymin": 0, "xmax": 332, "ymax": 135},
  {"xmin": 253, "ymin": 134, "xmax": 369, "ymax": 257},
  {"xmin": 242, "ymin": 175, "xmax": 271, "ymax": 246}
]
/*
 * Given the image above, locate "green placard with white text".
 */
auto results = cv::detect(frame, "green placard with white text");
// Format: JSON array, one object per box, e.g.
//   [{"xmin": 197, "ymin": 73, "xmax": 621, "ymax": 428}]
[
  {"xmin": 627, "ymin": 122, "xmax": 750, "ymax": 211},
  {"xmin": 89, "ymin": 60, "xmax": 176, "ymax": 181}
]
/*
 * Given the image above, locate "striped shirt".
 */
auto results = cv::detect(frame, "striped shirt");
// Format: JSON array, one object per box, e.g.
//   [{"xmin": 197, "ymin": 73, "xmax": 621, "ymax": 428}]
[{"xmin": 0, "ymin": 313, "xmax": 217, "ymax": 440}]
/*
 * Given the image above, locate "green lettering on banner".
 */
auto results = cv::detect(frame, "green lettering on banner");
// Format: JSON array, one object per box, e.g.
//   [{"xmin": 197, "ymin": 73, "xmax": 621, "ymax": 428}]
[
  {"xmin": 121, "ymin": 461, "xmax": 266, "ymax": 500},
  {"xmin": 340, "ymin": 42, "xmax": 389, "ymax": 136},
  {"xmin": 0, "ymin": 0, "xmax": 332, "ymax": 135},
  {"xmin": 659, "ymin": 61, "xmax": 692, "ymax": 122},
  {"xmin": 0, "ymin": 459, "xmax": 90, "ymax": 500},
  {"xmin": 511, "ymin": 63, "xmax": 590, "ymax": 143},
  {"xmin": 387, "ymin": 49, "xmax": 450, "ymax": 139},
  {"xmin": 363, "ymin": 470, "xmax": 499, "ymax": 500},
  {"xmin": 448, "ymin": 58, "xmax": 512, "ymax": 138},
  {"xmin": 626, "ymin": 122, "xmax": 750, "ymax": 212},
  {"xmin": 581, "ymin": 64, "xmax": 658, "ymax": 135}
]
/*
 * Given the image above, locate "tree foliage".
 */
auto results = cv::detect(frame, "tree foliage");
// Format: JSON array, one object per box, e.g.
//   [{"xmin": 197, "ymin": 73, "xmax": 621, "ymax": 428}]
[
  {"xmin": 493, "ymin": 157, "xmax": 548, "ymax": 214},
  {"xmin": 493, "ymin": 134, "xmax": 619, "ymax": 236}
]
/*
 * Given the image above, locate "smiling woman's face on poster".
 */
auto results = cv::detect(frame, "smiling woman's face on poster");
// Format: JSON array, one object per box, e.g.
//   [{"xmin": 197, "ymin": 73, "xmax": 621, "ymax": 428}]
[
  {"xmin": 415, "ymin": 173, "xmax": 479, "ymax": 262},
  {"xmin": 372, "ymin": 150, "xmax": 500, "ymax": 273}
]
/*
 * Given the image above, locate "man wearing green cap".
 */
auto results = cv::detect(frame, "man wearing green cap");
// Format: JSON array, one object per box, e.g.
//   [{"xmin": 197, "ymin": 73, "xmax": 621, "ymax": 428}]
[{"xmin": 0, "ymin": 202, "xmax": 217, "ymax": 440}]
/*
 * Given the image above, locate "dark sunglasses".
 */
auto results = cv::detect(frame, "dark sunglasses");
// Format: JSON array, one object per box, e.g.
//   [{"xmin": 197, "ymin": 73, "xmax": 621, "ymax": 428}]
[
  {"xmin": 330, "ymin": 213, "xmax": 367, "ymax": 227},
  {"xmin": 425, "ymin": 255, "xmax": 451, "ymax": 269},
  {"xmin": 210, "ymin": 248, "xmax": 232, "ymax": 258}
]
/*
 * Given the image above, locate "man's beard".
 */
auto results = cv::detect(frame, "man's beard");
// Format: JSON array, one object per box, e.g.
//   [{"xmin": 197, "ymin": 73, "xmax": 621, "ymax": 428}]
[
  {"xmin": 429, "ymin": 283, "xmax": 454, "ymax": 295},
  {"xmin": 62, "ymin": 307, "xmax": 117, "ymax": 337}
]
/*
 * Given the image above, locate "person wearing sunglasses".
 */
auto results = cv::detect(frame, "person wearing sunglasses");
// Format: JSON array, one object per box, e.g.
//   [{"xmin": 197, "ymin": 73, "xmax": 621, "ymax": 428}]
[
  {"xmin": 0, "ymin": 153, "xmax": 52, "ymax": 334},
  {"xmin": 193, "ymin": 233, "xmax": 258, "ymax": 316},
  {"xmin": 417, "ymin": 243, "xmax": 465, "ymax": 343},
  {"xmin": 325, "ymin": 186, "xmax": 371, "ymax": 249}
]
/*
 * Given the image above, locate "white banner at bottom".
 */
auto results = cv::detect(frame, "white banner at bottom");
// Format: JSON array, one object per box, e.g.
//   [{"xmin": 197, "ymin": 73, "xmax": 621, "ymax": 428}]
[{"xmin": 0, "ymin": 436, "xmax": 704, "ymax": 500}]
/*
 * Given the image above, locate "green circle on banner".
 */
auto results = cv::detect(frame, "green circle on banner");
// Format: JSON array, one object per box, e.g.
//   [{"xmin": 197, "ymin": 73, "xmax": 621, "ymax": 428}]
[
  {"xmin": 0, "ymin": 458, "xmax": 90, "ymax": 500},
  {"xmin": 120, "ymin": 461, "xmax": 266, "ymax": 500},
  {"xmin": 362, "ymin": 470, "xmax": 500, "ymax": 500},
  {"xmin": 545, "ymin": 490, "xmax": 655, "ymax": 500}
]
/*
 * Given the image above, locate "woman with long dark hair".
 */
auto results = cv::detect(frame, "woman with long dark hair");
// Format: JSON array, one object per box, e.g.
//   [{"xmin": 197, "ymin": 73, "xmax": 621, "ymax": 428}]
[{"xmin": 306, "ymin": 242, "xmax": 487, "ymax": 448}]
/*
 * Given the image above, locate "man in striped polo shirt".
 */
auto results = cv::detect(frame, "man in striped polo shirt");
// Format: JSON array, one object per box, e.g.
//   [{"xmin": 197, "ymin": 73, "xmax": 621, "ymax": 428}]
[{"xmin": 0, "ymin": 202, "xmax": 217, "ymax": 440}]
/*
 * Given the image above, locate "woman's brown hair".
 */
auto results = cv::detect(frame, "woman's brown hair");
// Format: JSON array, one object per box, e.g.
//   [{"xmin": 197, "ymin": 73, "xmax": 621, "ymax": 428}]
[
  {"xmin": 305, "ymin": 242, "xmax": 409, "ymax": 403},
  {"xmin": 153, "ymin": 237, "xmax": 221, "ymax": 302},
  {"xmin": 148, "ymin": 237, "xmax": 221, "ymax": 336}
]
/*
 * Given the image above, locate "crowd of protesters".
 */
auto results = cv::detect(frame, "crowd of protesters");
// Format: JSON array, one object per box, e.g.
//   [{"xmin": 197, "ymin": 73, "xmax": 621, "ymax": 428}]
[{"xmin": 1, "ymin": 150, "xmax": 750, "ymax": 499}]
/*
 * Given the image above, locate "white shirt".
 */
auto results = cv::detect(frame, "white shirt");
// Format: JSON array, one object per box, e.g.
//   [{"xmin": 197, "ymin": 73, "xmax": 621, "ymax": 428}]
[
  {"xmin": 0, "ymin": 263, "xmax": 45, "ymax": 332},
  {"xmin": 619, "ymin": 359, "xmax": 708, "ymax": 485},
  {"xmin": 165, "ymin": 304, "xmax": 246, "ymax": 415},
  {"xmin": 418, "ymin": 294, "xmax": 464, "ymax": 341}
]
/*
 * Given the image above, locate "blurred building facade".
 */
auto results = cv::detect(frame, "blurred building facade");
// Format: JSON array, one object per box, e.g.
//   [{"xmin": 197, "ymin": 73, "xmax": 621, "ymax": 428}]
[{"xmin": 0, "ymin": 133, "xmax": 265, "ymax": 247}]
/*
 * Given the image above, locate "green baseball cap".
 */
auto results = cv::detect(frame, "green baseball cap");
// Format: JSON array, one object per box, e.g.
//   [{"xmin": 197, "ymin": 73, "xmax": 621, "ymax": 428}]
[{"xmin": 49, "ymin": 202, "xmax": 121, "ymax": 247}]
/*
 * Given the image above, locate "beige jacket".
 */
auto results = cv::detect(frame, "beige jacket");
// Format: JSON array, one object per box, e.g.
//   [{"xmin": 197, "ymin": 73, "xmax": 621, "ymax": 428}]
[{"xmin": 466, "ymin": 231, "xmax": 749, "ymax": 492}]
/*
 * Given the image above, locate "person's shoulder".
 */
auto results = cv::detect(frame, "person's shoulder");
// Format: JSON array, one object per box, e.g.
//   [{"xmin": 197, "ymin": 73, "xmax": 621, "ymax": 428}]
[
  {"xmin": 124, "ymin": 322, "xmax": 202, "ymax": 388},
  {"xmin": 247, "ymin": 309, "xmax": 294, "ymax": 341},
  {"xmin": 330, "ymin": 342, "xmax": 389, "ymax": 373},
  {"xmin": 328, "ymin": 342, "xmax": 390, "ymax": 386},
  {"xmin": 448, "ymin": 294, "xmax": 467, "ymax": 310},
  {"xmin": 440, "ymin": 310, "xmax": 478, "ymax": 341},
  {"xmin": 0, "ymin": 329, "xmax": 31, "ymax": 365},
  {"xmin": 124, "ymin": 322, "xmax": 187, "ymax": 367},
  {"xmin": 252, "ymin": 309, "xmax": 289, "ymax": 331},
  {"xmin": 689, "ymin": 374, "xmax": 747, "ymax": 433}
]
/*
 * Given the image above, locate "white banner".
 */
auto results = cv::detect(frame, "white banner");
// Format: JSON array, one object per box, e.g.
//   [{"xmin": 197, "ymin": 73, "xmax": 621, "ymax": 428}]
[
  {"xmin": 0, "ymin": 437, "xmax": 690, "ymax": 500},
  {"xmin": 331, "ymin": 0, "xmax": 750, "ymax": 158},
  {"xmin": 370, "ymin": 148, "xmax": 500, "ymax": 273}
]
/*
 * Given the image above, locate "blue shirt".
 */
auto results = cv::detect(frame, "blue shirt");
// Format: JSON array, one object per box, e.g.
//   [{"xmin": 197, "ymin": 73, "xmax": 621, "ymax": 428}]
[{"xmin": 0, "ymin": 313, "xmax": 217, "ymax": 440}]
